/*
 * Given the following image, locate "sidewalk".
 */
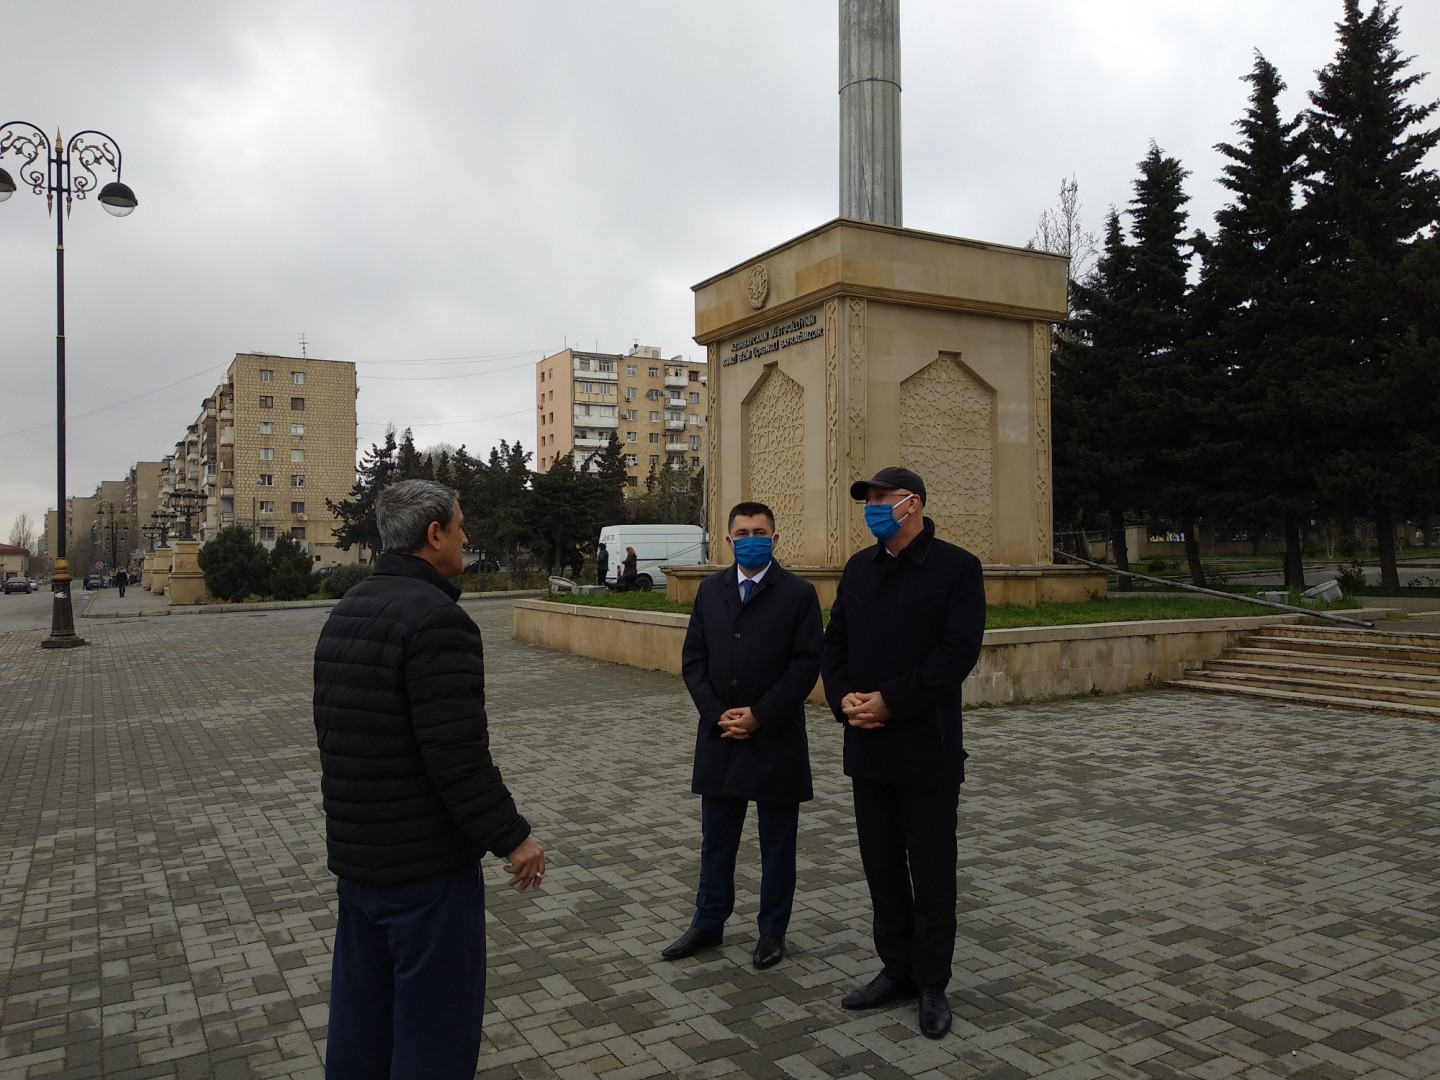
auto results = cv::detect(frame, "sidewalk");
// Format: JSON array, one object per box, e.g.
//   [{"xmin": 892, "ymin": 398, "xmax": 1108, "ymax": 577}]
[
  {"xmin": 77, "ymin": 585, "xmax": 544, "ymax": 619},
  {"xmin": 2, "ymin": 601, "xmax": 1438, "ymax": 1079}
]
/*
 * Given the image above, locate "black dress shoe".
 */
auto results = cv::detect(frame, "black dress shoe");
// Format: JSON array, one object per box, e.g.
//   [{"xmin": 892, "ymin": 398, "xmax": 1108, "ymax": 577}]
[
  {"xmin": 917, "ymin": 989, "xmax": 952, "ymax": 1038},
  {"xmin": 752, "ymin": 935, "xmax": 785, "ymax": 969},
  {"xmin": 840, "ymin": 972, "xmax": 918, "ymax": 1010},
  {"xmin": 660, "ymin": 926, "xmax": 722, "ymax": 960}
]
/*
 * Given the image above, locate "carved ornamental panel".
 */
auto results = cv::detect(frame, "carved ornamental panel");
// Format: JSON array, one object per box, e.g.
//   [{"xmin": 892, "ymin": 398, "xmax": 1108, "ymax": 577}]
[
  {"xmin": 745, "ymin": 367, "xmax": 805, "ymax": 538},
  {"xmin": 900, "ymin": 356, "xmax": 994, "ymax": 560}
]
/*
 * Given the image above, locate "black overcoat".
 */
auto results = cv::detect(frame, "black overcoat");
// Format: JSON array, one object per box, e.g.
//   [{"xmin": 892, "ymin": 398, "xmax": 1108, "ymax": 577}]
[
  {"xmin": 820, "ymin": 518, "xmax": 986, "ymax": 790},
  {"xmin": 681, "ymin": 561, "xmax": 822, "ymax": 803}
]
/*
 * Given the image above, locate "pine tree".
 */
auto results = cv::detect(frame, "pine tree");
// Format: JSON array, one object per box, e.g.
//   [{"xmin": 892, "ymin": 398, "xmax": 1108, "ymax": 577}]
[
  {"xmin": 326, "ymin": 427, "xmax": 398, "ymax": 558},
  {"xmin": 1298, "ymin": 0, "xmax": 1440, "ymax": 586}
]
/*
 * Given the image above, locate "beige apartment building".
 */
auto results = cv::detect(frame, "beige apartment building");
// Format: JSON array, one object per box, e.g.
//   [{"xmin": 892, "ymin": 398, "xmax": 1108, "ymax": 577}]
[{"xmin": 535, "ymin": 345, "xmax": 708, "ymax": 488}]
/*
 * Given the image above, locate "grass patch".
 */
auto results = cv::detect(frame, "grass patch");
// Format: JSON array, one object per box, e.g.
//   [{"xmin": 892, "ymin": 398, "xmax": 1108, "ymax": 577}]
[{"xmin": 544, "ymin": 590, "xmax": 1359, "ymax": 627}]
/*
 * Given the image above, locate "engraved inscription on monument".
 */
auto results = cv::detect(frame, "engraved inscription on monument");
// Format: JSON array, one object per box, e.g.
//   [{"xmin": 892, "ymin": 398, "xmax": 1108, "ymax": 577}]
[{"xmin": 724, "ymin": 311, "xmax": 824, "ymax": 367}]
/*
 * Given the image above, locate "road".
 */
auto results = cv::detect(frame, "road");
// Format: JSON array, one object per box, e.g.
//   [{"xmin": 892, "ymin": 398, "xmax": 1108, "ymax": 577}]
[{"xmin": 0, "ymin": 585, "xmax": 102, "ymax": 634}]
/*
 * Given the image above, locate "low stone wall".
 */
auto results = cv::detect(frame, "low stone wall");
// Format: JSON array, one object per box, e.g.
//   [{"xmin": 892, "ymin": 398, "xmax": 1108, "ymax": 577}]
[{"xmin": 512, "ymin": 599, "xmax": 1329, "ymax": 707}]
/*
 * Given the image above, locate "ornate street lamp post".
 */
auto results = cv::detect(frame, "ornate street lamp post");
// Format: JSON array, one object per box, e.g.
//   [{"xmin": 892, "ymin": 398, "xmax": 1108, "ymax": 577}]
[
  {"xmin": 170, "ymin": 489, "xmax": 204, "ymax": 541},
  {"xmin": 0, "ymin": 121, "xmax": 137, "ymax": 648}
]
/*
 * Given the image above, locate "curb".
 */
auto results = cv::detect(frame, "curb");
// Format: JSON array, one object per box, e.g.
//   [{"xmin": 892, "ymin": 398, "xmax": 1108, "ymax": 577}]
[{"xmin": 78, "ymin": 589, "xmax": 546, "ymax": 620}]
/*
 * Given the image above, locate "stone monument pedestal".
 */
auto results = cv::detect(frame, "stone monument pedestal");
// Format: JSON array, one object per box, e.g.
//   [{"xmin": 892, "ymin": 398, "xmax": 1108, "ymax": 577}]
[
  {"xmin": 692, "ymin": 218, "xmax": 1101, "ymax": 604},
  {"xmin": 166, "ymin": 540, "xmax": 207, "ymax": 606},
  {"xmin": 149, "ymin": 548, "xmax": 173, "ymax": 594}
]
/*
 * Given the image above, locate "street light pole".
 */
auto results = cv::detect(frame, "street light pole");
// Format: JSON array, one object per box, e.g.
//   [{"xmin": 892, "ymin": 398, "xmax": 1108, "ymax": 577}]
[{"xmin": 1, "ymin": 122, "xmax": 138, "ymax": 649}]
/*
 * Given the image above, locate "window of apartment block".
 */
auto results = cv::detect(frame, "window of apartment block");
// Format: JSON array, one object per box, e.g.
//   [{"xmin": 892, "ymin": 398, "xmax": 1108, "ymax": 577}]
[
  {"xmin": 579, "ymin": 382, "xmax": 592, "ymax": 394},
  {"xmin": 689, "ymin": 413, "xmax": 700, "ymax": 425},
  {"xmin": 690, "ymin": 435, "xmax": 701, "ymax": 449},
  {"xmin": 691, "ymin": 456, "xmax": 701, "ymax": 468},
  {"xmin": 259, "ymin": 448, "xmax": 274, "ymax": 461},
  {"xmin": 624, "ymin": 409, "xmax": 636, "ymax": 420},
  {"xmin": 626, "ymin": 431, "xmax": 637, "ymax": 443},
  {"xmin": 259, "ymin": 369, "xmax": 274, "ymax": 382},
  {"xmin": 290, "ymin": 449, "xmax": 304, "ymax": 463},
  {"xmin": 648, "ymin": 367, "xmax": 659, "ymax": 378},
  {"xmin": 259, "ymin": 526, "xmax": 276, "ymax": 540},
  {"xmin": 598, "ymin": 360, "xmax": 615, "ymax": 372},
  {"xmin": 290, "ymin": 527, "xmax": 306, "ymax": 540},
  {"xmin": 648, "ymin": 432, "xmax": 660, "ymax": 444},
  {"xmin": 649, "ymin": 455, "xmax": 660, "ymax": 467},
  {"xmin": 538, "ymin": 369, "xmax": 544, "ymax": 383},
  {"xmin": 291, "ymin": 371, "xmax": 305, "ymax": 385},
  {"xmin": 626, "ymin": 475, "xmax": 638, "ymax": 487},
  {"xmin": 291, "ymin": 423, "xmax": 305, "ymax": 437},
  {"xmin": 292, "ymin": 475, "xmax": 305, "ymax": 487},
  {"xmin": 625, "ymin": 387, "xmax": 636, "ymax": 400},
  {"xmin": 291, "ymin": 397, "xmax": 305, "ymax": 411},
  {"xmin": 690, "ymin": 370, "xmax": 700, "ymax": 382},
  {"xmin": 626, "ymin": 365, "xmax": 637, "ymax": 377},
  {"xmin": 259, "ymin": 396, "xmax": 273, "ymax": 409},
  {"xmin": 258, "ymin": 474, "xmax": 274, "ymax": 486},
  {"xmin": 648, "ymin": 411, "xmax": 660, "ymax": 423},
  {"xmin": 260, "ymin": 500, "xmax": 275, "ymax": 514},
  {"xmin": 577, "ymin": 358, "xmax": 590, "ymax": 371},
  {"xmin": 258, "ymin": 421, "xmax": 273, "ymax": 434},
  {"xmin": 624, "ymin": 454, "xmax": 638, "ymax": 467},
  {"xmin": 291, "ymin": 501, "xmax": 305, "ymax": 514},
  {"xmin": 689, "ymin": 392, "xmax": 700, "ymax": 403}
]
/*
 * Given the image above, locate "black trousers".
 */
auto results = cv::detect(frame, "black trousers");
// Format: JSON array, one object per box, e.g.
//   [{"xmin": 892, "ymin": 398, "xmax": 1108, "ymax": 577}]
[
  {"xmin": 852, "ymin": 776, "xmax": 959, "ymax": 990},
  {"xmin": 692, "ymin": 796, "xmax": 800, "ymax": 938}
]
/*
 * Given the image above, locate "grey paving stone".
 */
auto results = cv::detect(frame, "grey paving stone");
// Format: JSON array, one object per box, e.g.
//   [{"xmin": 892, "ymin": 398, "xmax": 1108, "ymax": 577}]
[{"xmin": 2, "ymin": 603, "xmax": 1438, "ymax": 1078}]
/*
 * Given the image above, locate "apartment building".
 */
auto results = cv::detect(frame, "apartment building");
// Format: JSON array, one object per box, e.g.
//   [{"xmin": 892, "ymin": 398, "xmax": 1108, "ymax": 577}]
[
  {"xmin": 168, "ymin": 353, "xmax": 358, "ymax": 567},
  {"xmin": 535, "ymin": 345, "xmax": 708, "ymax": 488}
]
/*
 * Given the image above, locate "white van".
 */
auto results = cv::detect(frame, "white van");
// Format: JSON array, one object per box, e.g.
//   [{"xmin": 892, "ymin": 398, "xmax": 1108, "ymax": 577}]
[{"xmin": 598, "ymin": 524, "xmax": 709, "ymax": 591}]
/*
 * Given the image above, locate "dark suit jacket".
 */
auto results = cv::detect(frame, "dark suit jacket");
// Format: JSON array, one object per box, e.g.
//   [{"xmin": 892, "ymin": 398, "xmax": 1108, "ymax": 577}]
[
  {"xmin": 821, "ymin": 519, "xmax": 986, "ymax": 789},
  {"xmin": 681, "ymin": 561, "xmax": 822, "ymax": 803}
]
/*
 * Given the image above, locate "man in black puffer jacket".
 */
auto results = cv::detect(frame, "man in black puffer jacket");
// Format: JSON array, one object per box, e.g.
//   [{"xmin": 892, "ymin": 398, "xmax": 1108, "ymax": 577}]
[{"xmin": 313, "ymin": 479, "xmax": 544, "ymax": 1080}]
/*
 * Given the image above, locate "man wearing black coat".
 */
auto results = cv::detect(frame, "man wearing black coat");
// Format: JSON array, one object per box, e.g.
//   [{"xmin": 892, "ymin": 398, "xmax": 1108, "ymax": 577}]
[
  {"xmin": 662, "ymin": 501, "xmax": 822, "ymax": 969},
  {"xmin": 821, "ymin": 466, "xmax": 986, "ymax": 1040},
  {"xmin": 313, "ymin": 479, "xmax": 545, "ymax": 1080}
]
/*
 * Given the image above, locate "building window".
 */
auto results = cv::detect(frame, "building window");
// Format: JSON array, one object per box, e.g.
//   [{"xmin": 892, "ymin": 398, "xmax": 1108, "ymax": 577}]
[
  {"xmin": 625, "ymin": 431, "xmax": 638, "ymax": 443},
  {"xmin": 259, "ymin": 369, "xmax": 274, "ymax": 382},
  {"xmin": 690, "ymin": 436, "xmax": 701, "ymax": 449},
  {"xmin": 290, "ymin": 397, "xmax": 305, "ymax": 411},
  {"xmin": 689, "ymin": 392, "xmax": 700, "ymax": 404},
  {"xmin": 259, "ymin": 396, "xmax": 274, "ymax": 409},
  {"xmin": 648, "ymin": 411, "xmax": 660, "ymax": 423},
  {"xmin": 259, "ymin": 501, "xmax": 275, "ymax": 514},
  {"xmin": 626, "ymin": 365, "xmax": 637, "ymax": 377},
  {"xmin": 290, "ymin": 527, "xmax": 306, "ymax": 540},
  {"xmin": 291, "ymin": 475, "xmax": 305, "ymax": 487},
  {"xmin": 691, "ymin": 456, "xmax": 701, "ymax": 468},
  {"xmin": 690, "ymin": 413, "xmax": 700, "ymax": 425},
  {"xmin": 291, "ymin": 501, "xmax": 305, "ymax": 514},
  {"xmin": 258, "ymin": 474, "xmax": 274, "ymax": 486},
  {"xmin": 258, "ymin": 421, "xmax": 274, "ymax": 435},
  {"xmin": 648, "ymin": 432, "xmax": 660, "ymax": 444},
  {"xmin": 649, "ymin": 454, "xmax": 660, "ymax": 467},
  {"xmin": 290, "ymin": 449, "xmax": 305, "ymax": 463},
  {"xmin": 259, "ymin": 448, "xmax": 274, "ymax": 461},
  {"xmin": 598, "ymin": 360, "xmax": 615, "ymax": 372},
  {"xmin": 538, "ymin": 369, "xmax": 544, "ymax": 383},
  {"xmin": 258, "ymin": 526, "xmax": 276, "ymax": 540},
  {"xmin": 648, "ymin": 367, "xmax": 659, "ymax": 378},
  {"xmin": 291, "ymin": 423, "xmax": 305, "ymax": 437},
  {"xmin": 625, "ymin": 387, "xmax": 636, "ymax": 401},
  {"xmin": 578, "ymin": 358, "xmax": 590, "ymax": 371},
  {"xmin": 647, "ymin": 388, "xmax": 661, "ymax": 400},
  {"xmin": 624, "ymin": 454, "xmax": 638, "ymax": 467},
  {"xmin": 626, "ymin": 475, "xmax": 638, "ymax": 487},
  {"xmin": 690, "ymin": 370, "xmax": 700, "ymax": 382},
  {"xmin": 291, "ymin": 371, "xmax": 305, "ymax": 385}
]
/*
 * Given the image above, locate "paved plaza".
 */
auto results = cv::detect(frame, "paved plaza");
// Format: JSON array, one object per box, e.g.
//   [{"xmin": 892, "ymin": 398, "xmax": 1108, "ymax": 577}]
[{"xmin": 2, "ymin": 598, "xmax": 1438, "ymax": 1079}]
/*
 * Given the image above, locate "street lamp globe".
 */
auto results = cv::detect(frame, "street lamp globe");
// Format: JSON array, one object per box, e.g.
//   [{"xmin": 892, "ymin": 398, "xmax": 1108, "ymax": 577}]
[
  {"xmin": 98, "ymin": 180, "xmax": 138, "ymax": 217},
  {"xmin": 0, "ymin": 167, "xmax": 14, "ymax": 201}
]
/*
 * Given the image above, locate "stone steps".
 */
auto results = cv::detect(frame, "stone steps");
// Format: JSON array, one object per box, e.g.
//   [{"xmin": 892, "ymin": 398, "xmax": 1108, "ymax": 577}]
[{"xmin": 1171, "ymin": 622, "xmax": 1440, "ymax": 719}]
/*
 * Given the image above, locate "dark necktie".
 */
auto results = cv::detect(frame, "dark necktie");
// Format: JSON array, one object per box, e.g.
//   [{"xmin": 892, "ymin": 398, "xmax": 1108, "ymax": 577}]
[{"xmin": 740, "ymin": 578, "xmax": 754, "ymax": 604}]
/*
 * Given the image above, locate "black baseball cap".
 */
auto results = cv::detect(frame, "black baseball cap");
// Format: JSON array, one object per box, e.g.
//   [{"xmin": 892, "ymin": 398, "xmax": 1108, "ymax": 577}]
[{"xmin": 850, "ymin": 466, "xmax": 926, "ymax": 504}]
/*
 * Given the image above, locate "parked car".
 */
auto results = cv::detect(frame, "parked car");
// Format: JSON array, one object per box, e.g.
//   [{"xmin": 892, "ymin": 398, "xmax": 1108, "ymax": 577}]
[
  {"xmin": 464, "ymin": 556, "xmax": 502, "ymax": 574},
  {"xmin": 83, "ymin": 574, "xmax": 105, "ymax": 590},
  {"xmin": 3, "ymin": 576, "xmax": 33, "ymax": 594},
  {"xmin": 596, "ymin": 523, "xmax": 708, "ymax": 591}
]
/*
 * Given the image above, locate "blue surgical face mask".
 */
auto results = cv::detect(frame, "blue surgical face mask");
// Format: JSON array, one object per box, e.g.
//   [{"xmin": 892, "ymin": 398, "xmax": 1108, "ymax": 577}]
[
  {"xmin": 864, "ymin": 496, "xmax": 916, "ymax": 542},
  {"xmin": 731, "ymin": 534, "xmax": 773, "ymax": 570}
]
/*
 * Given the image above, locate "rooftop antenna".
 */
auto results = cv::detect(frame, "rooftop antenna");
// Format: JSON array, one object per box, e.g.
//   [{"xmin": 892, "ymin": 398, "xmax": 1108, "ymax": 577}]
[{"xmin": 298, "ymin": 332, "xmax": 309, "ymax": 358}]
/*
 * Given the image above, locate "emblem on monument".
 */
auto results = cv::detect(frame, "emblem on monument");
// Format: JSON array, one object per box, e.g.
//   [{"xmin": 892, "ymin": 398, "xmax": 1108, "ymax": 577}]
[{"xmin": 746, "ymin": 263, "xmax": 770, "ymax": 310}]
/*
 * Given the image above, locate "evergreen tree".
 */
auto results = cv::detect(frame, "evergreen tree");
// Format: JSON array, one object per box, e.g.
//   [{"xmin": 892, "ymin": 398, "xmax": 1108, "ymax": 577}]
[
  {"xmin": 198, "ymin": 526, "xmax": 270, "ymax": 603},
  {"xmin": 327, "ymin": 427, "xmax": 397, "ymax": 559},
  {"xmin": 269, "ymin": 534, "xmax": 313, "ymax": 588},
  {"xmin": 467, "ymin": 440, "xmax": 532, "ymax": 570},
  {"xmin": 1298, "ymin": 0, "xmax": 1440, "ymax": 586},
  {"xmin": 1194, "ymin": 52, "xmax": 1312, "ymax": 585},
  {"xmin": 396, "ymin": 428, "xmax": 433, "ymax": 480}
]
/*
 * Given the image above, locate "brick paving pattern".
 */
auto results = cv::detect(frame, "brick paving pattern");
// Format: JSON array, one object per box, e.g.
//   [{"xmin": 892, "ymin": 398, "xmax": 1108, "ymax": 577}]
[{"xmin": 1, "ymin": 599, "xmax": 1437, "ymax": 1078}]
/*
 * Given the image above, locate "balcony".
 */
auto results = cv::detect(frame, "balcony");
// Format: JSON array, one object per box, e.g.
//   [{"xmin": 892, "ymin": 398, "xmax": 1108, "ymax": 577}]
[
  {"xmin": 574, "ymin": 362, "xmax": 619, "ymax": 382},
  {"xmin": 664, "ymin": 419, "xmax": 686, "ymax": 432},
  {"xmin": 575, "ymin": 412, "xmax": 619, "ymax": 428},
  {"xmin": 665, "ymin": 440, "xmax": 688, "ymax": 453},
  {"xmin": 573, "ymin": 436, "xmax": 609, "ymax": 450},
  {"xmin": 667, "ymin": 397, "xmax": 686, "ymax": 409},
  {"xmin": 219, "ymin": 428, "xmax": 234, "ymax": 446},
  {"xmin": 664, "ymin": 373, "xmax": 688, "ymax": 389}
]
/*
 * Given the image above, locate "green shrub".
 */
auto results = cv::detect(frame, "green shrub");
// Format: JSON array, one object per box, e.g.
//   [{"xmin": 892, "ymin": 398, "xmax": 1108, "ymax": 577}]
[
  {"xmin": 324, "ymin": 563, "xmax": 373, "ymax": 598},
  {"xmin": 198, "ymin": 526, "xmax": 270, "ymax": 603},
  {"xmin": 271, "ymin": 560, "xmax": 311, "ymax": 601},
  {"xmin": 1145, "ymin": 559, "xmax": 1171, "ymax": 574}
]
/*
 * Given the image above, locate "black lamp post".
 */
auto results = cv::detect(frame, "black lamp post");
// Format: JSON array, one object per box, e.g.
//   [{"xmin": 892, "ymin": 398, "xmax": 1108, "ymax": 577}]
[
  {"xmin": 1, "ymin": 122, "xmax": 137, "ymax": 649},
  {"xmin": 170, "ymin": 489, "xmax": 204, "ymax": 541}
]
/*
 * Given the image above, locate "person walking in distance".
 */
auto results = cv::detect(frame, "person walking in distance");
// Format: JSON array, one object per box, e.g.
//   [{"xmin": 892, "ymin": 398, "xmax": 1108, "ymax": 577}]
[
  {"xmin": 114, "ymin": 568, "xmax": 128, "ymax": 598},
  {"xmin": 621, "ymin": 545, "xmax": 638, "ymax": 591},
  {"xmin": 821, "ymin": 467, "xmax": 985, "ymax": 1039},
  {"xmin": 313, "ymin": 479, "xmax": 546, "ymax": 1079},
  {"xmin": 662, "ymin": 501, "xmax": 821, "ymax": 969},
  {"xmin": 595, "ymin": 542, "xmax": 610, "ymax": 588}
]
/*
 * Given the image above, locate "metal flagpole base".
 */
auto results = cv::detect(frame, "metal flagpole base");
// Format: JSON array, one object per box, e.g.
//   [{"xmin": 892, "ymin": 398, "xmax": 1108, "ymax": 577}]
[{"xmin": 41, "ymin": 558, "xmax": 87, "ymax": 648}]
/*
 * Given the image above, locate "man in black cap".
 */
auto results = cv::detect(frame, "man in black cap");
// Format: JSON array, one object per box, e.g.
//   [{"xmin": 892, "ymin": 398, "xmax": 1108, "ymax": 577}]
[{"xmin": 820, "ymin": 465, "xmax": 986, "ymax": 1039}]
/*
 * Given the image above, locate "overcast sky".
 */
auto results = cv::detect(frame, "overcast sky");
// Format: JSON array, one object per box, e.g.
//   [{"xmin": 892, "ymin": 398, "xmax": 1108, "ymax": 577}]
[{"xmin": 2, "ymin": 1, "xmax": 1437, "ymax": 540}]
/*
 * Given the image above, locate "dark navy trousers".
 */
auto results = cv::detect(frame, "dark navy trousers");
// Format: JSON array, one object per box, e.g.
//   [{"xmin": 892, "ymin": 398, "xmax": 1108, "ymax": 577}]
[
  {"xmin": 326, "ymin": 864, "xmax": 486, "ymax": 1080},
  {"xmin": 693, "ymin": 796, "xmax": 799, "ymax": 938}
]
